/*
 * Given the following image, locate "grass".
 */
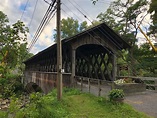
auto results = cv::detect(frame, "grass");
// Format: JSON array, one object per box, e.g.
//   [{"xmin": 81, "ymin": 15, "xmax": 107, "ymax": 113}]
[
  {"xmin": 0, "ymin": 88, "xmax": 152, "ymax": 118},
  {"xmin": 63, "ymin": 92, "xmax": 150, "ymax": 118}
]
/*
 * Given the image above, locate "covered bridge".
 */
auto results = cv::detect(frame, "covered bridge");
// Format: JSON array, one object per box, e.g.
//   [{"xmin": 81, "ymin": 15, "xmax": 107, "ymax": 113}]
[{"xmin": 24, "ymin": 23, "xmax": 130, "ymax": 93}]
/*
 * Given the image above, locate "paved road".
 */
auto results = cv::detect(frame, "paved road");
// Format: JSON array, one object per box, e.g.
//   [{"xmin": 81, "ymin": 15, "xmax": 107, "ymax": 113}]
[
  {"xmin": 125, "ymin": 91, "xmax": 157, "ymax": 118},
  {"xmin": 76, "ymin": 82, "xmax": 157, "ymax": 118}
]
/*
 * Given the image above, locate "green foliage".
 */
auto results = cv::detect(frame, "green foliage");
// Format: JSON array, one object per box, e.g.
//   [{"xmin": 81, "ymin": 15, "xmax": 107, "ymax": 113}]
[
  {"xmin": 0, "ymin": 111, "xmax": 7, "ymax": 118},
  {"xmin": 0, "ymin": 74, "xmax": 24, "ymax": 98},
  {"xmin": 2, "ymin": 88, "xmax": 150, "ymax": 118},
  {"xmin": 133, "ymin": 43, "xmax": 157, "ymax": 76},
  {"xmin": 0, "ymin": 11, "xmax": 32, "ymax": 76},
  {"xmin": 54, "ymin": 17, "xmax": 88, "ymax": 40},
  {"xmin": 63, "ymin": 87, "xmax": 81, "ymax": 96},
  {"xmin": 97, "ymin": 0, "xmax": 148, "ymax": 42},
  {"xmin": 0, "ymin": 11, "xmax": 32, "ymax": 99},
  {"xmin": 108, "ymin": 89, "xmax": 125, "ymax": 101},
  {"xmin": 96, "ymin": 0, "xmax": 150, "ymax": 76},
  {"xmin": 148, "ymin": 0, "xmax": 157, "ymax": 37},
  {"xmin": 9, "ymin": 97, "xmax": 21, "ymax": 113}
]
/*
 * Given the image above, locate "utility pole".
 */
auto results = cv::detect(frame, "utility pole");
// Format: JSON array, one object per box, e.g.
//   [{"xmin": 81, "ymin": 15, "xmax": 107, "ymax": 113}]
[{"xmin": 56, "ymin": 0, "xmax": 62, "ymax": 100}]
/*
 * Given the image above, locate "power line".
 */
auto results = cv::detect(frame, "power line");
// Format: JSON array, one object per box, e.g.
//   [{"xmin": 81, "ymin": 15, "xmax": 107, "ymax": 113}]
[
  {"xmin": 67, "ymin": 0, "xmax": 125, "ymax": 50},
  {"xmin": 20, "ymin": 0, "xmax": 30, "ymax": 21},
  {"xmin": 28, "ymin": 0, "xmax": 57, "ymax": 51},
  {"xmin": 28, "ymin": 9, "xmax": 56, "ymax": 51},
  {"xmin": 62, "ymin": 3, "xmax": 81, "ymax": 20},
  {"xmin": 28, "ymin": 0, "xmax": 39, "ymax": 27},
  {"xmin": 62, "ymin": 0, "xmax": 146, "ymax": 76},
  {"xmin": 61, "ymin": 7, "xmax": 114, "ymax": 54},
  {"xmin": 67, "ymin": 0, "xmax": 93, "ymax": 23},
  {"xmin": 44, "ymin": 0, "xmax": 51, "ymax": 5}
]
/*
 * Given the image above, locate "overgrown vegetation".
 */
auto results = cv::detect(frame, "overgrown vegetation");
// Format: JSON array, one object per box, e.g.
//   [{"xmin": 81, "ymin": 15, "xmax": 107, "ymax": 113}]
[
  {"xmin": 0, "ymin": 10, "xmax": 32, "ymax": 98},
  {"xmin": 0, "ymin": 88, "xmax": 151, "ymax": 118},
  {"xmin": 0, "ymin": 73, "xmax": 24, "ymax": 98}
]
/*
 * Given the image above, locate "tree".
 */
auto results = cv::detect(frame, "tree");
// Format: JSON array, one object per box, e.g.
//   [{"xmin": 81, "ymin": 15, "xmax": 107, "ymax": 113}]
[
  {"xmin": 0, "ymin": 11, "xmax": 30, "ymax": 76},
  {"xmin": 134, "ymin": 43, "xmax": 157, "ymax": 76},
  {"xmin": 96, "ymin": 0, "xmax": 148, "ymax": 76},
  {"xmin": 148, "ymin": 0, "xmax": 157, "ymax": 38},
  {"xmin": 54, "ymin": 17, "xmax": 88, "ymax": 40},
  {"xmin": 0, "ymin": 11, "xmax": 33, "ymax": 98}
]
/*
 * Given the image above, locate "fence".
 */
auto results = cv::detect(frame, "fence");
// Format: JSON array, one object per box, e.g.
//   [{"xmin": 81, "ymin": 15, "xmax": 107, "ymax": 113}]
[
  {"xmin": 74, "ymin": 76, "xmax": 113, "ymax": 96},
  {"xmin": 74, "ymin": 76, "xmax": 157, "ymax": 97}
]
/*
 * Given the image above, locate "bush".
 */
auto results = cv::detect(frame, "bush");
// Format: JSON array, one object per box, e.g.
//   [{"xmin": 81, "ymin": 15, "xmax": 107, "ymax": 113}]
[
  {"xmin": 108, "ymin": 89, "xmax": 124, "ymax": 101},
  {"xmin": 0, "ymin": 74, "xmax": 24, "ymax": 98}
]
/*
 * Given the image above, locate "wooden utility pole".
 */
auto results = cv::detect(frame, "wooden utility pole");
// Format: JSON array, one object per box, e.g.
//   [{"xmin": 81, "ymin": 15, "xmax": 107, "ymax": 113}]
[{"xmin": 57, "ymin": 0, "xmax": 62, "ymax": 100}]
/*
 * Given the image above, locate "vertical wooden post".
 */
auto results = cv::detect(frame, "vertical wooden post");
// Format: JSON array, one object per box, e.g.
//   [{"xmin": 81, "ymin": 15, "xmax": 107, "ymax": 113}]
[
  {"xmin": 154, "ymin": 80, "xmax": 157, "ymax": 92},
  {"xmin": 75, "ymin": 76, "xmax": 77, "ymax": 87},
  {"xmin": 111, "ymin": 81, "xmax": 115, "ymax": 90},
  {"xmin": 71, "ymin": 49, "xmax": 76, "ymax": 87},
  {"xmin": 112, "ymin": 53, "xmax": 117, "ymax": 81},
  {"xmin": 88, "ymin": 78, "xmax": 90, "ymax": 93},
  {"xmin": 81, "ymin": 78, "xmax": 83, "ymax": 91},
  {"xmin": 98, "ymin": 79, "xmax": 101, "ymax": 96},
  {"xmin": 57, "ymin": 0, "xmax": 62, "ymax": 100},
  {"xmin": 117, "ymin": 64, "xmax": 120, "ymax": 77}
]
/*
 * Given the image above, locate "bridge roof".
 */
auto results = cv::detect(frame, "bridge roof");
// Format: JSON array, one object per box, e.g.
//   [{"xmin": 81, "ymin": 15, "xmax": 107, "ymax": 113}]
[{"xmin": 25, "ymin": 22, "xmax": 130, "ymax": 64}]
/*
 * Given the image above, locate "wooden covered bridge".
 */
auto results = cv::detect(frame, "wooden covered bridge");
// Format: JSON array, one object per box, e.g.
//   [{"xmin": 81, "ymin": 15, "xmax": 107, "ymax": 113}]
[{"xmin": 24, "ymin": 23, "xmax": 130, "ymax": 93}]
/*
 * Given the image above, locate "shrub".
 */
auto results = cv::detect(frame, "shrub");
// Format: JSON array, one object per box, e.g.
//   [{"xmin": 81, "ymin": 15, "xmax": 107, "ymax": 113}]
[
  {"xmin": 0, "ymin": 74, "xmax": 24, "ymax": 98},
  {"xmin": 108, "ymin": 89, "xmax": 124, "ymax": 101}
]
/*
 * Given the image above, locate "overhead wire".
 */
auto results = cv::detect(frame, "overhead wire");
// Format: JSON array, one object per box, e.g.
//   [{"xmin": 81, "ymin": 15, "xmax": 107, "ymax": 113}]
[
  {"xmin": 28, "ymin": 7, "xmax": 51, "ymax": 51},
  {"xmin": 28, "ymin": 9, "xmax": 56, "ymax": 51},
  {"xmin": 62, "ymin": 0, "xmax": 146, "ymax": 77},
  {"xmin": 66, "ymin": 0, "xmax": 126, "ymax": 53},
  {"xmin": 28, "ymin": 0, "xmax": 57, "ymax": 51},
  {"xmin": 61, "ymin": 4, "xmax": 114, "ymax": 53},
  {"xmin": 27, "ymin": 0, "xmax": 151, "ymax": 78},
  {"xmin": 61, "ymin": 5, "xmax": 114, "ymax": 55},
  {"xmin": 66, "ymin": 0, "xmax": 123, "ymax": 50},
  {"xmin": 44, "ymin": 0, "xmax": 51, "ymax": 5},
  {"xmin": 73, "ymin": 0, "xmax": 91, "ymax": 16},
  {"xmin": 67, "ymin": 0, "xmax": 93, "ymax": 23},
  {"xmin": 28, "ymin": 0, "xmax": 39, "ymax": 27},
  {"xmin": 20, "ymin": 0, "xmax": 30, "ymax": 21},
  {"xmin": 62, "ymin": 2, "xmax": 122, "ymax": 53}
]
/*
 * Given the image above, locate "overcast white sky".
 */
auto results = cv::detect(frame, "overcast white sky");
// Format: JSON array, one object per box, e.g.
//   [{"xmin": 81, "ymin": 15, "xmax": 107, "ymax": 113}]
[{"xmin": 0, "ymin": 0, "xmax": 114, "ymax": 54}]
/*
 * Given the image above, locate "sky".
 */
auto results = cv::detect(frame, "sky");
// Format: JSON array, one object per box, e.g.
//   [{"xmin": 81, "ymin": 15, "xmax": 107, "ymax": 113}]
[{"xmin": 0, "ymin": 0, "xmax": 114, "ymax": 54}]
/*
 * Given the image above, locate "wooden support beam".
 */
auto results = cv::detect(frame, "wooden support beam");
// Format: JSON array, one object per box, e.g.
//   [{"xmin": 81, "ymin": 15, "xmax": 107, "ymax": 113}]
[
  {"xmin": 112, "ymin": 53, "xmax": 117, "ymax": 81},
  {"xmin": 71, "ymin": 49, "xmax": 76, "ymax": 87}
]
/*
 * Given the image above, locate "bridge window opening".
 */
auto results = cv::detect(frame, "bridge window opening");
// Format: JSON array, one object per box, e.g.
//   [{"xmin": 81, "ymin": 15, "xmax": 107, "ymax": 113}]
[{"xmin": 76, "ymin": 44, "xmax": 114, "ymax": 81}]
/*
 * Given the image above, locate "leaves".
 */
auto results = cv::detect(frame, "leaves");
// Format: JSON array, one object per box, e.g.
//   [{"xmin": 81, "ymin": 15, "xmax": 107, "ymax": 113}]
[
  {"xmin": 108, "ymin": 89, "xmax": 124, "ymax": 100},
  {"xmin": 54, "ymin": 17, "xmax": 88, "ymax": 40},
  {"xmin": 96, "ymin": 0, "xmax": 150, "ymax": 75},
  {"xmin": 0, "ymin": 11, "xmax": 31, "ymax": 75},
  {"xmin": 148, "ymin": 0, "xmax": 157, "ymax": 37}
]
